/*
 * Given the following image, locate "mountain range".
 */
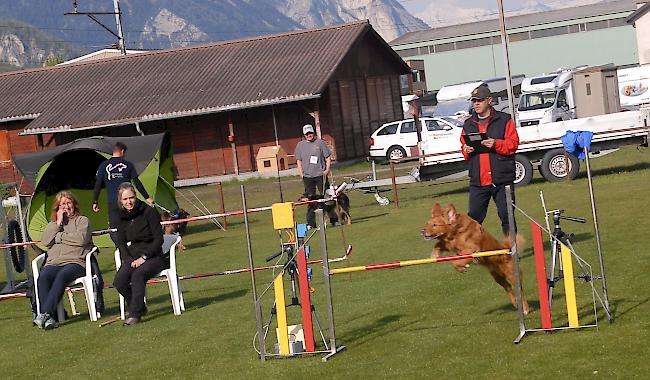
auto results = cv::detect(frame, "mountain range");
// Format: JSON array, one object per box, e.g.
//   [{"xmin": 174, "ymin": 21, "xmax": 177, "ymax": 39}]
[{"xmin": 0, "ymin": 0, "xmax": 608, "ymax": 70}]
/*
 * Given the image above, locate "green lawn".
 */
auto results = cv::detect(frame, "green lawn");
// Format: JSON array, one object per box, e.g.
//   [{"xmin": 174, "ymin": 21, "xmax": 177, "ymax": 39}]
[{"xmin": 2, "ymin": 146, "xmax": 649, "ymax": 379}]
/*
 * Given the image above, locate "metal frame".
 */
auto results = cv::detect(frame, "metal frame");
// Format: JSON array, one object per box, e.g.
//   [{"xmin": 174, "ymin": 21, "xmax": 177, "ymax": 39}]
[{"xmin": 243, "ymin": 186, "xmax": 345, "ymax": 361}]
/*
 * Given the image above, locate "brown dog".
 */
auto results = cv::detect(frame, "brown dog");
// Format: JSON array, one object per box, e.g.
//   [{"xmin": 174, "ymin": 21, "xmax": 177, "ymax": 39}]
[{"xmin": 421, "ymin": 203, "xmax": 529, "ymax": 314}]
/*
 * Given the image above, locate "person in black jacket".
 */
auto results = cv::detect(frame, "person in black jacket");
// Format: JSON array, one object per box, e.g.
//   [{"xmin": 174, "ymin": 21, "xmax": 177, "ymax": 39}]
[
  {"xmin": 92, "ymin": 142, "xmax": 154, "ymax": 241},
  {"xmin": 112, "ymin": 182, "xmax": 166, "ymax": 326},
  {"xmin": 460, "ymin": 85, "xmax": 519, "ymax": 236}
]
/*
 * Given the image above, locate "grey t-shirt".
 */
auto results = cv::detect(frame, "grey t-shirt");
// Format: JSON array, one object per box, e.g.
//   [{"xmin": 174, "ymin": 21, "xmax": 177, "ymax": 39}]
[{"xmin": 295, "ymin": 139, "xmax": 331, "ymax": 178}]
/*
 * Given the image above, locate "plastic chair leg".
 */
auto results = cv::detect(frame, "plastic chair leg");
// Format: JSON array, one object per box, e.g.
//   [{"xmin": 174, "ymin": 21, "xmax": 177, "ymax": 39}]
[
  {"xmin": 166, "ymin": 274, "xmax": 181, "ymax": 315},
  {"xmin": 83, "ymin": 278, "xmax": 98, "ymax": 322},
  {"xmin": 119, "ymin": 294, "xmax": 126, "ymax": 320}
]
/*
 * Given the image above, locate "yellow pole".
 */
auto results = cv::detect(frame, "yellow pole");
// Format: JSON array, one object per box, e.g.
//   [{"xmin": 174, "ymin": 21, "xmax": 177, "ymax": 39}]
[
  {"xmin": 274, "ymin": 273, "xmax": 290, "ymax": 355},
  {"xmin": 560, "ymin": 244, "xmax": 580, "ymax": 328},
  {"xmin": 330, "ymin": 249, "xmax": 510, "ymax": 275}
]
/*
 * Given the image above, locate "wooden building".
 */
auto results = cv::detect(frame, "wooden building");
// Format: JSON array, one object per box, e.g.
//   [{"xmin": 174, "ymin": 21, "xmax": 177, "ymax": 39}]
[{"xmin": 0, "ymin": 21, "xmax": 410, "ymax": 185}]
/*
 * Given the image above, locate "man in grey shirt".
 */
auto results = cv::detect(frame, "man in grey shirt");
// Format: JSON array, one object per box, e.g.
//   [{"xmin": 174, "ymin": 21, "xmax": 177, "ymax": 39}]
[{"xmin": 295, "ymin": 124, "xmax": 338, "ymax": 228}]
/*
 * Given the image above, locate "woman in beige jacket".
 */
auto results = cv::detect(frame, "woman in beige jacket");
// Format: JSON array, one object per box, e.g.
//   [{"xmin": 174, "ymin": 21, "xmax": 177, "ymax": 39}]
[{"xmin": 33, "ymin": 190, "xmax": 93, "ymax": 330}]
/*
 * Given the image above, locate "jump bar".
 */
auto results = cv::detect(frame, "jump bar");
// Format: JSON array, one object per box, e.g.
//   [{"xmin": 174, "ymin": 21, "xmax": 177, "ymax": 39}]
[{"xmin": 329, "ymin": 249, "xmax": 510, "ymax": 275}]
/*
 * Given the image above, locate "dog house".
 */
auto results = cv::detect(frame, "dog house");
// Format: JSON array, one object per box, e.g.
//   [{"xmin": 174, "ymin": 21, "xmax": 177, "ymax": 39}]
[{"xmin": 256, "ymin": 145, "xmax": 288, "ymax": 173}]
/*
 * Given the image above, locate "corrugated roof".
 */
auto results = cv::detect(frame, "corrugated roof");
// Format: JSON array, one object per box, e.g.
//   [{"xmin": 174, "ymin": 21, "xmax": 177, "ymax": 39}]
[
  {"xmin": 0, "ymin": 21, "xmax": 407, "ymax": 135},
  {"xmin": 391, "ymin": 0, "xmax": 637, "ymax": 46}
]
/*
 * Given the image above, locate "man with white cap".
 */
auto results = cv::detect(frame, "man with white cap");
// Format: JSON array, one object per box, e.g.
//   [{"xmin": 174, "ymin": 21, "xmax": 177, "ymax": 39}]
[{"xmin": 294, "ymin": 124, "xmax": 338, "ymax": 228}]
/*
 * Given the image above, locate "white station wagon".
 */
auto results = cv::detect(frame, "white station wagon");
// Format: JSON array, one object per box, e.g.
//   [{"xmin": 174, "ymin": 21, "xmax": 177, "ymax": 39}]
[{"xmin": 369, "ymin": 116, "xmax": 463, "ymax": 161}]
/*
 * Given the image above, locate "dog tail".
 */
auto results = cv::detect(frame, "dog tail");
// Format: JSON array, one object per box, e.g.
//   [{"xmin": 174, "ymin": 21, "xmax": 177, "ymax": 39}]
[{"xmin": 502, "ymin": 234, "xmax": 525, "ymax": 256}]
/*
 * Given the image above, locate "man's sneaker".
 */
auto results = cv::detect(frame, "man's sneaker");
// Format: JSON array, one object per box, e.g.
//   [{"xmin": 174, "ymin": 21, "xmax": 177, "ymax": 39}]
[
  {"xmin": 33, "ymin": 313, "xmax": 48, "ymax": 329},
  {"xmin": 122, "ymin": 317, "xmax": 140, "ymax": 327},
  {"xmin": 43, "ymin": 315, "xmax": 59, "ymax": 330}
]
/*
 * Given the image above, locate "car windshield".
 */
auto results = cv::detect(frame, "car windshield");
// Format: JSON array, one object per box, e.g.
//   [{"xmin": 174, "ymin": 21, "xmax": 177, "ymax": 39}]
[
  {"xmin": 518, "ymin": 92, "xmax": 556, "ymax": 111},
  {"xmin": 434, "ymin": 99, "xmax": 471, "ymax": 118}
]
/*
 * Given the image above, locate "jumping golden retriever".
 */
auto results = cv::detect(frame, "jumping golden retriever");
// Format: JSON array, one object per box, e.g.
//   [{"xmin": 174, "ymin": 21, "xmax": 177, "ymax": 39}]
[{"xmin": 421, "ymin": 203, "xmax": 529, "ymax": 314}]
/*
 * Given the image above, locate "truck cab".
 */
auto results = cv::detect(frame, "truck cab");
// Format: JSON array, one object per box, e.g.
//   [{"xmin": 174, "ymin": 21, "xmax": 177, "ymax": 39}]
[{"xmin": 517, "ymin": 70, "xmax": 576, "ymax": 127}]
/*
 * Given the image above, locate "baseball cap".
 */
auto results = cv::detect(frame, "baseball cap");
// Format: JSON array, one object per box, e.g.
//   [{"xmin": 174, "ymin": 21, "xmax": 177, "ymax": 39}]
[
  {"xmin": 469, "ymin": 85, "xmax": 491, "ymax": 101},
  {"xmin": 302, "ymin": 124, "xmax": 315, "ymax": 135}
]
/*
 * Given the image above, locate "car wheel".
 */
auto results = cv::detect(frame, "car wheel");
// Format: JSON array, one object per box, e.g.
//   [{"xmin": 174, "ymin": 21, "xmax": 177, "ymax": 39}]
[
  {"xmin": 514, "ymin": 155, "xmax": 533, "ymax": 187},
  {"xmin": 386, "ymin": 146, "xmax": 406, "ymax": 161},
  {"xmin": 539, "ymin": 149, "xmax": 579, "ymax": 182}
]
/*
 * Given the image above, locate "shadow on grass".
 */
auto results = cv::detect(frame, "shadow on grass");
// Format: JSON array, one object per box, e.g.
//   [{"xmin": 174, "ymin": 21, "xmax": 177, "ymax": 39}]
[
  {"xmin": 340, "ymin": 314, "xmax": 406, "ymax": 346},
  {"xmin": 345, "ymin": 212, "xmax": 388, "ymax": 224},
  {"xmin": 576, "ymin": 161, "xmax": 650, "ymax": 179},
  {"xmin": 141, "ymin": 288, "xmax": 249, "ymax": 322},
  {"xmin": 609, "ymin": 297, "xmax": 648, "ymax": 319}
]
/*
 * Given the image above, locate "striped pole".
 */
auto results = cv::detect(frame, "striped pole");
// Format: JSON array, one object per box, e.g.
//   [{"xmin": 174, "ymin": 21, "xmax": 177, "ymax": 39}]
[
  {"xmin": 560, "ymin": 244, "xmax": 580, "ymax": 328},
  {"xmin": 531, "ymin": 222, "xmax": 552, "ymax": 330},
  {"xmin": 329, "ymin": 249, "xmax": 509, "ymax": 275}
]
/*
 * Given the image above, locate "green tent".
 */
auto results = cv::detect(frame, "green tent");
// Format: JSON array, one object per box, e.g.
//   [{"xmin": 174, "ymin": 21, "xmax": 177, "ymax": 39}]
[{"xmin": 14, "ymin": 133, "xmax": 177, "ymax": 247}]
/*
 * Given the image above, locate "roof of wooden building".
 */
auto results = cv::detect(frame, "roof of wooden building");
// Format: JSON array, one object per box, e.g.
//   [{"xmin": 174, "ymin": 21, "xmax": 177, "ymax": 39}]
[{"xmin": 0, "ymin": 21, "xmax": 409, "ymax": 135}]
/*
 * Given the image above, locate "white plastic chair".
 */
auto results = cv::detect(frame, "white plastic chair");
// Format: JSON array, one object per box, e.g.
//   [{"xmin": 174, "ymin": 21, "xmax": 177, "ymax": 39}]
[
  {"xmin": 114, "ymin": 234, "xmax": 184, "ymax": 320},
  {"xmin": 32, "ymin": 246, "xmax": 100, "ymax": 322}
]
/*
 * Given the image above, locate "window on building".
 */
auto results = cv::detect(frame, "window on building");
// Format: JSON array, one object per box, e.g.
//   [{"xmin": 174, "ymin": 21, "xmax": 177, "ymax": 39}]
[
  {"xmin": 586, "ymin": 20, "xmax": 608, "ymax": 31},
  {"xmin": 418, "ymin": 46, "xmax": 430, "ymax": 55},
  {"xmin": 434, "ymin": 42, "xmax": 455, "ymax": 53},
  {"xmin": 397, "ymin": 48, "xmax": 419, "ymax": 58},
  {"xmin": 400, "ymin": 121, "xmax": 416, "ymax": 133},
  {"xmin": 509, "ymin": 31, "xmax": 530, "ymax": 42},
  {"xmin": 456, "ymin": 37, "xmax": 492, "ymax": 50},
  {"xmin": 530, "ymin": 26, "xmax": 568, "ymax": 39},
  {"xmin": 492, "ymin": 36, "xmax": 502, "ymax": 44},
  {"xmin": 568, "ymin": 24, "xmax": 580, "ymax": 34},
  {"xmin": 608, "ymin": 18, "xmax": 627, "ymax": 28}
]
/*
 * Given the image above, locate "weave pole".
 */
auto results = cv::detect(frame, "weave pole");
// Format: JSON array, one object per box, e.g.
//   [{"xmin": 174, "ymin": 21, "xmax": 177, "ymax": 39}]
[{"xmin": 329, "ymin": 249, "xmax": 509, "ymax": 275}]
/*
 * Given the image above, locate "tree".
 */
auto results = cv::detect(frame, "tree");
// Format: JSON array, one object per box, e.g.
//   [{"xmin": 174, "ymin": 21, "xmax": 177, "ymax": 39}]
[{"xmin": 42, "ymin": 55, "xmax": 64, "ymax": 67}]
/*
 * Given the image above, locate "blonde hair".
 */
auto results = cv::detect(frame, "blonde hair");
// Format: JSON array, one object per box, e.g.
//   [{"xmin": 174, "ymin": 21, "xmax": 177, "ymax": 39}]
[
  {"xmin": 117, "ymin": 182, "xmax": 136, "ymax": 210},
  {"xmin": 50, "ymin": 190, "xmax": 80, "ymax": 221}
]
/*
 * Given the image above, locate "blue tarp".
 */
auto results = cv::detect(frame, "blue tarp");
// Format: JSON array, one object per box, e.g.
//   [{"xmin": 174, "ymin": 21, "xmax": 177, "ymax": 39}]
[{"xmin": 561, "ymin": 130, "xmax": 594, "ymax": 160}]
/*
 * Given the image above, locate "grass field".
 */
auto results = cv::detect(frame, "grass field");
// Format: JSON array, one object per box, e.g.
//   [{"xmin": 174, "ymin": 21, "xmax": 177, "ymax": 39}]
[{"xmin": 2, "ymin": 146, "xmax": 649, "ymax": 379}]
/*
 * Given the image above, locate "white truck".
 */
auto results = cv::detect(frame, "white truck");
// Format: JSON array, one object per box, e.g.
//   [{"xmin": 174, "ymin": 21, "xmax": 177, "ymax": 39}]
[
  {"xmin": 516, "ymin": 68, "xmax": 577, "ymax": 128},
  {"xmin": 434, "ymin": 75, "xmax": 525, "ymax": 120},
  {"xmin": 417, "ymin": 109, "xmax": 650, "ymax": 186}
]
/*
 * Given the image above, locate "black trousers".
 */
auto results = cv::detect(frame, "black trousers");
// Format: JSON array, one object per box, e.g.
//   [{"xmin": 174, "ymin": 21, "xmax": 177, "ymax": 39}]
[
  {"xmin": 113, "ymin": 256, "xmax": 169, "ymax": 318},
  {"xmin": 303, "ymin": 176, "xmax": 338, "ymax": 227},
  {"xmin": 108, "ymin": 204, "xmax": 121, "ymax": 246},
  {"xmin": 468, "ymin": 183, "xmax": 516, "ymax": 236}
]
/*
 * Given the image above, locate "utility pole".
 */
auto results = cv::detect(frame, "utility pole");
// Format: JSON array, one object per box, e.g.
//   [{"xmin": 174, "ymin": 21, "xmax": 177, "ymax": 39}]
[
  {"xmin": 496, "ymin": 0, "xmax": 516, "ymax": 120},
  {"xmin": 66, "ymin": 0, "xmax": 127, "ymax": 55}
]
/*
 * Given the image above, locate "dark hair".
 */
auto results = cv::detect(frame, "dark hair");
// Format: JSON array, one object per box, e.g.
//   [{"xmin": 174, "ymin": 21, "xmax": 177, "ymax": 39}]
[{"xmin": 113, "ymin": 142, "xmax": 127, "ymax": 152}]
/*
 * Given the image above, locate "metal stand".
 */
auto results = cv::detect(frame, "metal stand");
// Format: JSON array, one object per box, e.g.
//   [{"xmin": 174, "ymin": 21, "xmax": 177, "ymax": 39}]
[
  {"xmin": 506, "ymin": 185, "xmax": 527, "ymax": 344},
  {"xmin": 584, "ymin": 147, "xmax": 613, "ymax": 323},
  {"xmin": 316, "ymin": 209, "xmax": 346, "ymax": 361},
  {"xmin": 261, "ymin": 243, "xmax": 328, "ymax": 350},
  {"xmin": 544, "ymin": 209, "xmax": 586, "ymax": 306},
  {"xmin": 243, "ymin": 185, "xmax": 267, "ymax": 361}
]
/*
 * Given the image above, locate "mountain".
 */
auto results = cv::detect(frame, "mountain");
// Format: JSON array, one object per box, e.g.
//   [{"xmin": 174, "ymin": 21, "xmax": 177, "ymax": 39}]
[
  {"xmin": 415, "ymin": 0, "xmax": 605, "ymax": 28},
  {"xmin": 0, "ymin": 0, "xmax": 428, "ymax": 69},
  {"xmin": 0, "ymin": 19, "xmax": 85, "ymax": 69}
]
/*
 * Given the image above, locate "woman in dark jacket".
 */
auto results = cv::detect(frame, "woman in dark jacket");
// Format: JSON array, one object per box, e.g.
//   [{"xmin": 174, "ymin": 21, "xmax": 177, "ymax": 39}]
[{"xmin": 113, "ymin": 182, "xmax": 166, "ymax": 326}]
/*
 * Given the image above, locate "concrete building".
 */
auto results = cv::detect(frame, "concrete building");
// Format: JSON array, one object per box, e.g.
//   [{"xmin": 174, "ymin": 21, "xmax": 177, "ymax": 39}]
[
  {"xmin": 627, "ymin": 1, "xmax": 650, "ymax": 64},
  {"xmin": 391, "ymin": 0, "xmax": 639, "ymax": 91}
]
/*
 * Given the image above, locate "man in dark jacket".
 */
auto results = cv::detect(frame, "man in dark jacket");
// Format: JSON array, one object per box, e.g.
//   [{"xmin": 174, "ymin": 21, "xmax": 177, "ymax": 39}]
[
  {"xmin": 460, "ymin": 85, "xmax": 519, "ymax": 235},
  {"xmin": 92, "ymin": 142, "xmax": 154, "ymax": 232}
]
